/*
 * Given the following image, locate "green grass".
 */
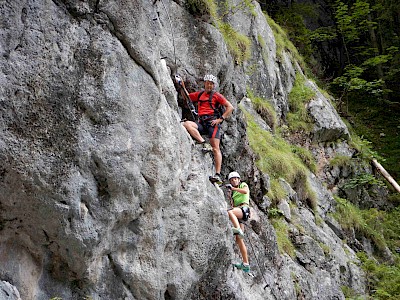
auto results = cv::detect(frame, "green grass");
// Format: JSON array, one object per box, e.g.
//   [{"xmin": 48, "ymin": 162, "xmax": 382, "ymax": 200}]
[
  {"xmin": 218, "ymin": 21, "xmax": 251, "ymax": 65},
  {"xmin": 246, "ymin": 89, "xmax": 277, "ymax": 130},
  {"xmin": 329, "ymin": 155, "xmax": 352, "ymax": 167},
  {"xmin": 270, "ymin": 217, "xmax": 296, "ymax": 257},
  {"xmin": 287, "ymin": 73, "xmax": 316, "ymax": 133},
  {"xmin": 186, "ymin": 0, "xmax": 252, "ymax": 65},
  {"xmin": 240, "ymin": 106, "xmax": 317, "ymax": 209},
  {"xmin": 333, "ymin": 196, "xmax": 387, "ymax": 252}
]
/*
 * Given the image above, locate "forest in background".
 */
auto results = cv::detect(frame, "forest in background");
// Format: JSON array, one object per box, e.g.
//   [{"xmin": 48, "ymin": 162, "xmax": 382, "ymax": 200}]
[{"xmin": 260, "ymin": 0, "xmax": 399, "ymax": 179}]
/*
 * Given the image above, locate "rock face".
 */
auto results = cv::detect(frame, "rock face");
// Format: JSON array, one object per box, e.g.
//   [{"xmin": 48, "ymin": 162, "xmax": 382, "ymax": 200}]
[{"xmin": 0, "ymin": 1, "xmax": 369, "ymax": 299}]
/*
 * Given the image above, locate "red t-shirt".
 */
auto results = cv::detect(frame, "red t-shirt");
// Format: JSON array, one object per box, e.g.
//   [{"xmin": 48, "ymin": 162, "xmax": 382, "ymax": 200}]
[{"xmin": 189, "ymin": 91, "xmax": 228, "ymax": 116}]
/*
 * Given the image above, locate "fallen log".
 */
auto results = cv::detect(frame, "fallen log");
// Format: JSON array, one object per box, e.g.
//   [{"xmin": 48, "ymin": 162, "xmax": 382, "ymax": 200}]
[{"xmin": 372, "ymin": 159, "xmax": 400, "ymax": 193}]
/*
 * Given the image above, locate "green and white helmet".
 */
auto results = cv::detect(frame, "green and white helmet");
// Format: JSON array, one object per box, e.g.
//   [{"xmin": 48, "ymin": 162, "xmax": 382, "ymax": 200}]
[
  {"xmin": 228, "ymin": 171, "xmax": 241, "ymax": 180},
  {"xmin": 204, "ymin": 74, "xmax": 217, "ymax": 84}
]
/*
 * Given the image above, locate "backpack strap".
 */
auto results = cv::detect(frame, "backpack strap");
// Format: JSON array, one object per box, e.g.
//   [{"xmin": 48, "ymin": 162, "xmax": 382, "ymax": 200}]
[{"xmin": 197, "ymin": 90, "xmax": 218, "ymax": 115}]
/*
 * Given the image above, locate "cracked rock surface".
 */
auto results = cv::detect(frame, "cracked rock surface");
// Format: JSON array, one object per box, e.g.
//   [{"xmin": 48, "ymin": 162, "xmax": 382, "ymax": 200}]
[{"xmin": 1, "ymin": 1, "xmax": 368, "ymax": 299}]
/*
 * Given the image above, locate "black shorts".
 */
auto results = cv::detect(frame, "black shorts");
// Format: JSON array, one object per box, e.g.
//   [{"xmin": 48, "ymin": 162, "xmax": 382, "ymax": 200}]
[
  {"xmin": 238, "ymin": 206, "xmax": 251, "ymax": 223},
  {"xmin": 197, "ymin": 116, "xmax": 222, "ymax": 139}
]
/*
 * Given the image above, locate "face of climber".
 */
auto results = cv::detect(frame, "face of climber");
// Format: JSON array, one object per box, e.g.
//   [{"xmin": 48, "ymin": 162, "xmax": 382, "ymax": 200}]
[
  {"xmin": 229, "ymin": 177, "xmax": 240, "ymax": 187},
  {"xmin": 204, "ymin": 80, "xmax": 214, "ymax": 93}
]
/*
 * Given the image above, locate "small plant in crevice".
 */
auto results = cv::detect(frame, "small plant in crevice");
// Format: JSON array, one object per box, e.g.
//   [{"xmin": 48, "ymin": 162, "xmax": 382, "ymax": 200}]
[{"xmin": 268, "ymin": 207, "xmax": 284, "ymax": 218}]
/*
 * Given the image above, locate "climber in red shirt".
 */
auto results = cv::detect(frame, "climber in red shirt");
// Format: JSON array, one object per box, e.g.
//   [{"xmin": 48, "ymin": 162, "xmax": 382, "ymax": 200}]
[{"xmin": 178, "ymin": 74, "xmax": 234, "ymax": 184}]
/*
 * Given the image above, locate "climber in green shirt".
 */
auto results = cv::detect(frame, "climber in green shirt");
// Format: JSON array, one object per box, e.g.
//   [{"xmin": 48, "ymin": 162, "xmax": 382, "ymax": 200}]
[{"xmin": 226, "ymin": 171, "xmax": 250, "ymax": 273}]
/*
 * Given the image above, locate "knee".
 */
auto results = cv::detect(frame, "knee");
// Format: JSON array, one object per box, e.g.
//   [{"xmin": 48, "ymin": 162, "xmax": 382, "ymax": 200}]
[{"xmin": 212, "ymin": 145, "xmax": 220, "ymax": 154}]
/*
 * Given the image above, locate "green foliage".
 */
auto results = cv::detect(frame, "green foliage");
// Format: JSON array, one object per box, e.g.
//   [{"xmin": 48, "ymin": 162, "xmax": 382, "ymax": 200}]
[
  {"xmin": 348, "ymin": 134, "xmax": 385, "ymax": 161},
  {"xmin": 343, "ymin": 173, "xmax": 386, "ymax": 189},
  {"xmin": 341, "ymin": 285, "xmax": 363, "ymax": 299},
  {"xmin": 273, "ymin": 3, "xmax": 315, "ymax": 60},
  {"xmin": 357, "ymin": 252, "xmax": 400, "ymax": 299},
  {"xmin": 267, "ymin": 178, "xmax": 288, "ymax": 203},
  {"xmin": 373, "ymin": 206, "xmax": 400, "ymax": 252},
  {"xmin": 268, "ymin": 207, "xmax": 284, "ymax": 218},
  {"xmin": 270, "ymin": 217, "xmax": 296, "ymax": 257},
  {"xmin": 333, "ymin": 196, "xmax": 387, "ymax": 252},
  {"xmin": 246, "ymin": 89, "xmax": 277, "ymax": 130},
  {"xmin": 309, "ymin": 26, "xmax": 337, "ymax": 42},
  {"xmin": 329, "ymin": 0, "xmax": 400, "ymax": 103},
  {"xmin": 333, "ymin": 196, "xmax": 364, "ymax": 230},
  {"xmin": 332, "ymin": 64, "xmax": 386, "ymax": 99},
  {"xmin": 334, "ymin": 0, "xmax": 374, "ymax": 44},
  {"xmin": 287, "ymin": 73, "xmax": 316, "ymax": 133}
]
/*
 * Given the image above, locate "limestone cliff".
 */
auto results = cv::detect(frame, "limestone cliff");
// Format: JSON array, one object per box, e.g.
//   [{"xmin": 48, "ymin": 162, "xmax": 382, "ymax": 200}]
[{"xmin": 0, "ymin": 0, "xmax": 373, "ymax": 299}]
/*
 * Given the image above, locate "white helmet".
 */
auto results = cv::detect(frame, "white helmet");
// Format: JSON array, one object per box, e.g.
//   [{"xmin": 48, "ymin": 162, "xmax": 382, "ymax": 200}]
[
  {"xmin": 204, "ymin": 74, "xmax": 217, "ymax": 84},
  {"xmin": 228, "ymin": 171, "xmax": 241, "ymax": 180}
]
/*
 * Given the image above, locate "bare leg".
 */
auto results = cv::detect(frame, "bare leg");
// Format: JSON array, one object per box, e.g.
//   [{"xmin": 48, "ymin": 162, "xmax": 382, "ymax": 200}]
[
  {"xmin": 210, "ymin": 137, "xmax": 221, "ymax": 174},
  {"xmin": 228, "ymin": 208, "xmax": 242, "ymax": 229},
  {"xmin": 236, "ymin": 225, "xmax": 249, "ymax": 264},
  {"xmin": 183, "ymin": 121, "xmax": 205, "ymax": 143},
  {"xmin": 228, "ymin": 208, "xmax": 249, "ymax": 264}
]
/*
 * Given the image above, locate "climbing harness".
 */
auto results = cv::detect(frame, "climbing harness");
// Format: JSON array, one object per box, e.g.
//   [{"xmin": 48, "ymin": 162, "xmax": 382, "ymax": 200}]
[{"xmin": 197, "ymin": 91, "xmax": 226, "ymax": 119}]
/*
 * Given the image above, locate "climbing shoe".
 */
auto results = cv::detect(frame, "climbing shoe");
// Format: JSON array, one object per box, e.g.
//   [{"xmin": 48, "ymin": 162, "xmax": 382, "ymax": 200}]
[
  {"xmin": 201, "ymin": 142, "xmax": 213, "ymax": 153},
  {"xmin": 232, "ymin": 227, "xmax": 244, "ymax": 239},
  {"xmin": 233, "ymin": 262, "xmax": 250, "ymax": 273},
  {"xmin": 209, "ymin": 173, "xmax": 223, "ymax": 185}
]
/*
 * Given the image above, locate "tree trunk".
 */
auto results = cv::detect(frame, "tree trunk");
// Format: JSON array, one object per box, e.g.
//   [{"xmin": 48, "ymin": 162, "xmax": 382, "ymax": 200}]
[
  {"xmin": 368, "ymin": 14, "xmax": 385, "ymax": 80},
  {"xmin": 372, "ymin": 159, "xmax": 400, "ymax": 193}
]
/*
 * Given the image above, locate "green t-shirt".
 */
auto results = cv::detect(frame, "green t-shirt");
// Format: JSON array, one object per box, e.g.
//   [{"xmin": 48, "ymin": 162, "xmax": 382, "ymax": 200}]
[{"xmin": 232, "ymin": 182, "xmax": 250, "ymax": 207}]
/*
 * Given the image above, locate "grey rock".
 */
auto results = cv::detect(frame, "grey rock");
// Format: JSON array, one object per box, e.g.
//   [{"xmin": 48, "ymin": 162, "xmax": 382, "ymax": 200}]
[
  {"xmin": 0, "ymin": 0, "xmax": 373, "ymax": 299},
  {"xmin": 306, "ymin": 81, "xmax": 349, "ymax": 142},
  {"xmin": 0, "ymin": 281, "xmax": 21, "ymax": 300}
]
